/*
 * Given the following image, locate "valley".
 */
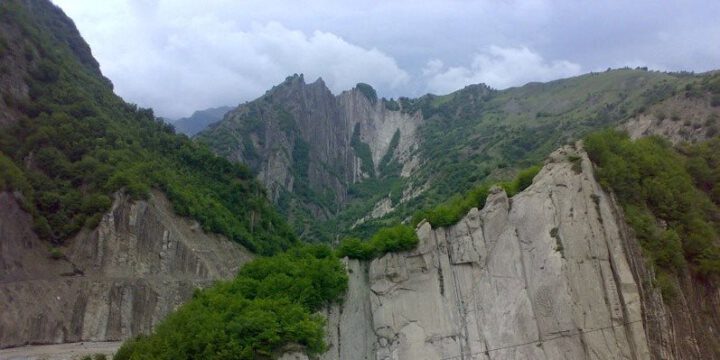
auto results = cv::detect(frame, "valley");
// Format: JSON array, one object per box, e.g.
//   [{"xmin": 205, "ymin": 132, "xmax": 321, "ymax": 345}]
[{"xmin": 1, "ymin": 0, "xmax": 719, "ymax": 359}]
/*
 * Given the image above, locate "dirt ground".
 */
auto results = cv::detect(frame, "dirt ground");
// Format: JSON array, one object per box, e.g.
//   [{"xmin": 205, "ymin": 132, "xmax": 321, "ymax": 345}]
[{"xmin": 0, "ymin": 341, "xmax": 121, "ymax": 360}]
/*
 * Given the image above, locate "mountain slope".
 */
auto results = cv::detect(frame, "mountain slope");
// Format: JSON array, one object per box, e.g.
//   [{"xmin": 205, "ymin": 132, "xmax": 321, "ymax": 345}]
[
  {"xmin": 172, "ymin": 105, "xmax": 233, "ymax": 136},
  {"xmin": 199, "ymin": 68, "xmax": 710, "ymax": 242},
  {"xmin": 0, "ymin": 0, "xmax": 294, "ymax": 255},
  {"xmin": 197, "ymin": 75, "xmax": 421, "ymax": 241},
  {"xmin": 0, "ymin": 0, "xmax": 296, "ymax": 350}
]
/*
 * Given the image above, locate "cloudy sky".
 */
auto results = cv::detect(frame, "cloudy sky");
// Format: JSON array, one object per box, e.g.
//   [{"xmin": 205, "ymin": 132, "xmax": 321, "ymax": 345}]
[{"xmin": 52, "ymin": 0, "xmax": 720, "ymax": 119}]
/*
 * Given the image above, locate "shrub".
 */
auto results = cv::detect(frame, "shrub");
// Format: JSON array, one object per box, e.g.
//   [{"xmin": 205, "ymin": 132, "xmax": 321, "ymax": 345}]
[
  {"xmin": 585, "ymin": 129, "xmax": 720, "ymax": 277},
  {"xmin": 711, "ymin": 94, "xmax": 720, "ymax": 107},
  {"xmin": 49, "ymin": 247, "xmax": 63, "ymax": 260},
  {"xmin": 656, "ymin": 271, "xmax": 677, "ymax": 302},
  {"xmin": 0, "ymin": 152, "xmax": 29, "ymax": 192},
  {"xmin": 355, "ymin": 83, "xmax": 377, "ymax": 104},
  {"xmin": 338, "ymin": 224, "xmax": 419, "ymax": 260},
  {"xmin": 337, "ymin": 237, "xmax": 376, "ymax": 260},
  {"xmin": 413, "ymin": 164, "xmax": 540, "ymax": 229},
  {"xmin": 115, "ymin": 245, "xmax": 347, "ymax": 359}
]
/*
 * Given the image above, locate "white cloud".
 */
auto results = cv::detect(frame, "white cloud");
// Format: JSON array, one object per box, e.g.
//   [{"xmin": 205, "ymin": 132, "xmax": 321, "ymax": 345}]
[
  {"xmin": 54, "ymin": 1, "xmax": 408, "ymax": 118},
  {"xmin": 424, "ymin": 46, "xmax": 582, "ymax": 94},
  {"xmin": 52, "ymin": 0, "xmax": 720, "ymax": 116}
]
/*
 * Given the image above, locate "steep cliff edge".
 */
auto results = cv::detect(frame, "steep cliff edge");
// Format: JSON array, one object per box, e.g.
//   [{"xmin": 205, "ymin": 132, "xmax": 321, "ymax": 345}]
[
  {"xmin": 0, "ymin": 191, "xmax": 251, "ymax": 348},
  {"xmin": 317, "ymin": 144, "xmax": 651, "ymax": 360}
]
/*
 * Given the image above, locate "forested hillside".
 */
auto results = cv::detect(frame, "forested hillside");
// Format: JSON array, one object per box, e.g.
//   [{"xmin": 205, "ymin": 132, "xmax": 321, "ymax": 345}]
[
  {"xmin": 586, "ymin": 131, "xmax": 720, "ymax": 290},
  {"xmin": 0, "ymin": 0, "xmax": 294, "ymax": 255},
  {"xmin": 196, "ymin": 65, "xmax": 719, "ymax": 243}
]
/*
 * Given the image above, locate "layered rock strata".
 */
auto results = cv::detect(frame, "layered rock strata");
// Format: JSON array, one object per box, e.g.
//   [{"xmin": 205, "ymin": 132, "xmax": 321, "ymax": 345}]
[{"xmin": 0, "ymin": 191, "xmax": 251, "ymax": 348}]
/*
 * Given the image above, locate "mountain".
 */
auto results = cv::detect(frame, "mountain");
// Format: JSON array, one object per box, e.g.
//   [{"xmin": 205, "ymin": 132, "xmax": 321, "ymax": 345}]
[
  {"xmin": 171, "ymin": 105, "xmax": 233, "ymax": 136},
  {"xmin": 0, "ymin": 0, "xmax": 293, "ymax": 349},
  {"xmin": 198, "ymin": 69, "xmax": 719, "ymax": 242},
  {"xmin": 197, "ymin": 75, "xmax": 422, "ymax": 241},
  {"xmin": 2, "ymin": 0, "xmax": 720, "ymax": 359}
]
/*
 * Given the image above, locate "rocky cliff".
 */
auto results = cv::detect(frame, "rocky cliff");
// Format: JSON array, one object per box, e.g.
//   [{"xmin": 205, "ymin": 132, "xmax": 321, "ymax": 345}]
[
  {"xmin": 198, "ymin": 75, "xmax": 420, "ymax": 237},
  {"xmin": 312, "ymin": 144, "xmax": 652, "ymax": 360},
  {"xmin": 0, "ymin": 191, "xmax": 251, "ymax": 348}
]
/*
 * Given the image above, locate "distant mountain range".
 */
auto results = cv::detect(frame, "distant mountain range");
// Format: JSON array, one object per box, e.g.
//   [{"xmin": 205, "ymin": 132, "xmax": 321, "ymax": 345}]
[{"xmin": 171, "ymin": 105, "xmax": 234, "ymax": 136}]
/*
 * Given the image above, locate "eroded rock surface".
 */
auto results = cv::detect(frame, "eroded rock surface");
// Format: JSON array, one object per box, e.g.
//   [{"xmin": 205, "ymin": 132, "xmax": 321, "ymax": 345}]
[
  {"xmin": 0, "ymin": 191, "xmax": 251, "ymax": 348},
  {"xmin": 323, "ymin": 145, "xmax": 650, "ymax": 360}
]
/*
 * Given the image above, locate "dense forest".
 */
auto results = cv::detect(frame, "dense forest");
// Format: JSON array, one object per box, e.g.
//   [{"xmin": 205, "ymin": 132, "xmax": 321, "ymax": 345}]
[{"xmin": 3, "ymin": 0, "xmax": 720, "ymax": 358}]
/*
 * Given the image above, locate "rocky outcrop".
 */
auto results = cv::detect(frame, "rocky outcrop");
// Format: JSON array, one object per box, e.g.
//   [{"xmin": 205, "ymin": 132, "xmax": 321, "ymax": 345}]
[
  {"xmin": 337, "ymin": 89, "xmax": 421, "ymax": 178},
  {"xmin": 0, "ymin": 191, "xmax": 251, "ymax": 348},
  {"xmin": 323, "ymin": 145, "xmax": 651, "ymax": 360}
]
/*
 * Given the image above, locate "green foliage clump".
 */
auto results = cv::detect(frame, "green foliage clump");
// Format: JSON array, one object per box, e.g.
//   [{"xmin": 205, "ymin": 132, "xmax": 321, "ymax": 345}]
[
  {"xmin": 351, "ymin": 123, "xmax": 375, "ymax": 177},
  {"xmin": 585, "ymin": 130, "xmax": 720, "ymax": 278},
  {"xmin": 115, "ymin": 245, "xmax": 348, "ymax": 359},
  {"xmin": 499, "ymin": 165, "xmax": 542, "ymax": 197},
  {"xmin": 48, "ymin": 246, "xmax": 63, "ymax": 260},
  {"xmin": 338, "ymin": 224, "xmax": 418, "ymax": 260},
  {"xmin": 0, "ymin": 152, "xmax": 29, "ymax": 193},
  {"xmin": 701, "ymin": 72, "xmax": 720, "ymax": 94},
  {"xmin": 355, "ymin": 83, "xmax": 377, "ymax": 104},
  {"xmin": 711, "ymin": 94, "xmax": 720, "ymax": 107},
  {"xmin": 412, "ymin": 165, "xmax": 541, "ymax": 229},
  {"xmin": 382, "ymin": 98, "xmax": 400, "ymax": 111},
  {"xmin": 378, "ymin": 129, "xmax": 401, "ymax": 176},
  {"xmin": 655, "ymin": 271, "xmax": 678, "ymax": 301},
  {"xmin": 0, "ymin": 1, "xmax": 294, "ymax": 254}
]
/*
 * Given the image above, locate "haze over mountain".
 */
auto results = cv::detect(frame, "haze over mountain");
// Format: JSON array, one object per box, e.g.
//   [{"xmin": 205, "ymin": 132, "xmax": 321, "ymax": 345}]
[{"xmin": 171, "ymin": 105, "xmax": 232, "ymax": 136}]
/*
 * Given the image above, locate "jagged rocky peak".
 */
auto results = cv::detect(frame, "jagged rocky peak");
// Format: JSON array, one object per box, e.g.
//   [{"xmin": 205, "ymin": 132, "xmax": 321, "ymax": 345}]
[{"xmin": 198, "ymin": 75, "xmax": 422, "ymax": 236}]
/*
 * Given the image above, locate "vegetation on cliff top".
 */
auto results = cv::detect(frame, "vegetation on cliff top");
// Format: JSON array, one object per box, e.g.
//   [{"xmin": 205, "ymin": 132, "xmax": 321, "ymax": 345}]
[
  {"xmin": 115, "ymin": 244, "xmax": 348, "ymax": 360},
  {"xmin": 585, "ymin": 130, "xmax": 720, "ymax": 287},
  {"xmin": 337, "ymin": 164, "xmax": 540, "ymax": 260},
  {"xmin": 332, "ymin": 69, "xmax": 693, "ymax": 241},
  {"xmin": 337, "ymin": 224, "xmax": 418, "ymax": 260},
  {"xmin": 410, "ymin": 164, "xmax": 541, "ymax": 229},
  {"xmin": 0, "ymin": 0, "xmax": 295, "ymax": 255}
]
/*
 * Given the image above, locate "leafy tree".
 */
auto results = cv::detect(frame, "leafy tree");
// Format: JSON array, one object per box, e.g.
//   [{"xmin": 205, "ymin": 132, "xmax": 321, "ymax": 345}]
[{"xmin": 115, "ymin": 245, "xmax": 348, "ymax": 359}]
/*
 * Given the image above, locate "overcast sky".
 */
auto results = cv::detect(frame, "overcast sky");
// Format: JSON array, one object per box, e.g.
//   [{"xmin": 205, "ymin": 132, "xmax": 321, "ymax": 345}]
[{"xmin": 52, "ymin": 0, "xmax": 720, "ymax": 119}]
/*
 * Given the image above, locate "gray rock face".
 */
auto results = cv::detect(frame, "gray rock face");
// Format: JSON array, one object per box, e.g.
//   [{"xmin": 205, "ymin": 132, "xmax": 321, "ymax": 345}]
[
  {"xmin": 0, "ymin": 191, "xmax": 251, "ymax": 348},
  {"xmin": 198, "ymin": 75, "xmax": 420, "ymax": 225},
  {"xmin": 322, "ymin": 145, "xmax": 650, "ymax": 360}
]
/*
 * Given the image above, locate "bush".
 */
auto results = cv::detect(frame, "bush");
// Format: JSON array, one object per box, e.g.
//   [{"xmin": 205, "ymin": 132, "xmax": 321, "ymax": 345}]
[
  {"xmin": 337, "ymin": 237, "xmax": 376, "ymax": 260},
  {"xmin": 711, "ymin": 94, "xmax": 720, "ymax": 107},
  {"xmin": 338, "ymin": 224, "xmax": 419, "ymax": 260},
  {"xmin": 656, "ymin": 271, "xmax": 677, "ymax": 302},
  {"xmin": 0, "ymin": 152, "xmax": 29, "ymax": 193},
  {"xmin": 412, "ymin": 164, "xmax": 540, "ymax": 229},
  {"xmin": 115, "ymin": 245, "xmax": 347, "ymax": 359},
  {"xmin": 585, "ymin": 130, "xmax": 720, "ymax": 277},
  {"xmin": 355, "ymin": 83, "xmax": 377, "ymax": 104},
  {"xmin": 49, "ymin": 246, "xmax": 63, "ymax": 260}
]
